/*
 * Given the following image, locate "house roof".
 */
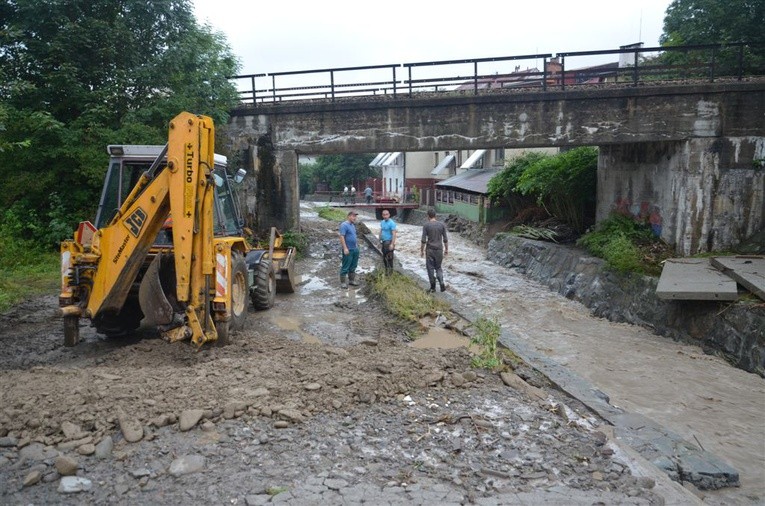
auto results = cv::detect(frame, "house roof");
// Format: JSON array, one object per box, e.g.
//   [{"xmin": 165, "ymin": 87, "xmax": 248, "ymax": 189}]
[
  {"xmin": 370, "ymin": 152, "xmax": 403, "ymax": 167},
  {"xmin": 431, "ymin": 154, "xmax": 456, "ymax": 175},
  {"xmin": 369, "ymin": 152, "xmax": 389, "ymax": 167},
  {"xmin": 381, "ymin": 152, "xmax": 403, "ymax": 166},
  {"xmin": 460, "ymin": 149, "xmax": 486, "ymax": 169},
  {"xmin": 435, "ymin": 167, "xmax": 501, "ymax": 194}
]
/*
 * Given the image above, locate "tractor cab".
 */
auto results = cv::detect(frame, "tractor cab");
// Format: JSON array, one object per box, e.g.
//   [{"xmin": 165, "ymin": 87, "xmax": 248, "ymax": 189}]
[{"xmin": 95, "ymin": 144, "xmax": 245, "ymax": 239}]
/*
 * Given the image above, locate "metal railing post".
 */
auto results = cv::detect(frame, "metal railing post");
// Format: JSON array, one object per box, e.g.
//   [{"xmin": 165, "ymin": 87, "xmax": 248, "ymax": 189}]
[
  {"xmin": 392, "ymin": 65, "xmax": 397, "ymax": 96},
  {"xmin": 737, "ymin": 43, "xmax": 744, "ymax": 81},
  {"xmin": 271, "ymin": 75, "xmax": 276, "ymax": 102},
  {"xmin": 330, "ymin": 70, "xmax": 335, "ymax": 101},
  {"xmin": 473, "ymin": 61, "xmax": 478, "ymax": 95},
  {"xmin": 251, "ymin": 76, "xmax": 256, "ymax": 103},
  {"xmin": 633, "ymin": 48, "xmax": 639, "ymax": 86},
  {"xmin": 561, "ymin": 56, "xmax": 566, "ymax": 90},
  {"xmin": 408, "ymin": 66, "xmax": 413, "ymax": 97},
  {"xmin": 710, "ymin": 47, "xmax": 716, "ymax": 82},
  {"xmin": 542, "ymin": 57, "xmax": 547, "ymax": 91}
]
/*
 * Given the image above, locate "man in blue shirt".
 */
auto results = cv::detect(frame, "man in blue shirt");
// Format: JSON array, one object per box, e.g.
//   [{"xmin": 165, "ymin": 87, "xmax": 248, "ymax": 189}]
[
  {"xmin": 379, "ymin": 209, "xmax": 397, "ymax": 275},
  {"xmin": 339, "ymin": 211, "xmax": 360, "ymax": 289}
]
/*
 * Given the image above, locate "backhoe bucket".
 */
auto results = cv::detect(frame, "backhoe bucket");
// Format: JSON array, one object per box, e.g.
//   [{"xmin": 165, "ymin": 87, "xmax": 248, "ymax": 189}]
[{"xmin": 139, "ymin": 253, "xmax": 175, "ymax": 326}]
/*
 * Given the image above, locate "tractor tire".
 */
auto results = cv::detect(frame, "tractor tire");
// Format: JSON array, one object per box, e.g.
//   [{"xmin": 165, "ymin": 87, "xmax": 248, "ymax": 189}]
[
  {"xmin": 63, "ymin": 315, "xmax": 80, "ymax": 347},
  {"xmin": 215, "ymin": 252, "xmax": 249, "ymax": 346},
  {"xmin": 250, "ymin": 259, "xmax": 276, "ymax": 311}
]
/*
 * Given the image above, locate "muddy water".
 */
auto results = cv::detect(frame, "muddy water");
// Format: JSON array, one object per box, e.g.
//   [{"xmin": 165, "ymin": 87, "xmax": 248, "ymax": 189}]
[
  {"xmin": 359, "ymin": 209, "xmax": 765, "ymax": 504},
  {"xmin": 411, "ymin": 325, "xmax": 470, "ymax": 349}
]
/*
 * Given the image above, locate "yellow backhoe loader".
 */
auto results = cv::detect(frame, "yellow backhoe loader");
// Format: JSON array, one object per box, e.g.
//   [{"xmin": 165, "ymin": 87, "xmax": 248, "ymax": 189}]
[{"xmin": 59, "ymin": 112, "xmax": 295, "ymax": 348}]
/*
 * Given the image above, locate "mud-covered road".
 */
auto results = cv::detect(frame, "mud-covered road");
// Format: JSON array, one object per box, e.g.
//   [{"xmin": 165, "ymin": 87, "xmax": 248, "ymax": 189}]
[{"xmin": 0, "ymin": 205, "xmax": 700, "ymax": 505}]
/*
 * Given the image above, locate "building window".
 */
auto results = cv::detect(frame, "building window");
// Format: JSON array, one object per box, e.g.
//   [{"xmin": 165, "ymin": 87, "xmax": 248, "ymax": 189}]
[{"xmin": 494, "ymin": 148, "xmax": 505, "ymax": 164}]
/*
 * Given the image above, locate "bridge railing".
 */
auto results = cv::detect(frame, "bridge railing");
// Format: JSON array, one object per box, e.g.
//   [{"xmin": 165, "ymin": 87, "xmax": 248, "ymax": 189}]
[{"xmin": 231, "ymin": 42, "xmax": 763, "ymax": 105}]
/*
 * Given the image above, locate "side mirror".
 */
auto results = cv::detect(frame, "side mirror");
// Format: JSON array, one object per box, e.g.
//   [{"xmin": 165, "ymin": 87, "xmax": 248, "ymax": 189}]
[
  {"xmin": 213, "ymin": 173, "xmax": 224, "ymax": 187},
  {"xmin": 234, "ymin": 168, "xmax": 246, "ymax": 184}
]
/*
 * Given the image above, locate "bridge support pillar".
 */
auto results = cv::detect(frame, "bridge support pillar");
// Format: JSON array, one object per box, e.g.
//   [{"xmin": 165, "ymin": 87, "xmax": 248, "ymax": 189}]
[
  {"xmin": 598, "ymin": 138, "xmax": 764, "ymax": 255},
  {"xmin": 251, "ymin": 136, "xmax": 299, "ymax": 237}
]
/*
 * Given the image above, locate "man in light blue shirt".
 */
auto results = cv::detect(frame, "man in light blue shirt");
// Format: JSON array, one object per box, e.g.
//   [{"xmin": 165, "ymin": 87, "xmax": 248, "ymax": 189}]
[
  {"xmin": 379, "ymin": 209, "xmax": 397, "ymax": 275},
  {"xmin": 339, "ymin": 211, "xmax": 360, "ymax": 289}
]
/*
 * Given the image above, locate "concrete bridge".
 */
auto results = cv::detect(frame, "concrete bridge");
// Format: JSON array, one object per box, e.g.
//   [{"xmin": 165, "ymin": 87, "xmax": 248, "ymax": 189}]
[{"xmin": 225, "ymin": 78, "xmax": 765, "ymax": 254}]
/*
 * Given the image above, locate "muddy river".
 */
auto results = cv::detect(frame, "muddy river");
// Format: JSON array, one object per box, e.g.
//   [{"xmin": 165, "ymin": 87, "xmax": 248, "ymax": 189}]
[{"xmin": 356, "ymin": 205, "xmax": 765, "ymax": 505}]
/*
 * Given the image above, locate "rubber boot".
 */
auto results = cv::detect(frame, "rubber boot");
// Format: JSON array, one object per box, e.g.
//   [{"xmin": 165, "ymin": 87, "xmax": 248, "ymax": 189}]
[
  {"xmin": 340, "ymin": 275, "xmax": 348, "ymax": 289},
  {"xmin": 348, "ymin": 273, "xmax": 359, "ymax": 286},
  {"xmin": 428, "ymin": 283, "xmax": 436, "ymax": 294},
  {"xmin": 440, "ymin": 282, "xmax": 447, "ymax": 292}
]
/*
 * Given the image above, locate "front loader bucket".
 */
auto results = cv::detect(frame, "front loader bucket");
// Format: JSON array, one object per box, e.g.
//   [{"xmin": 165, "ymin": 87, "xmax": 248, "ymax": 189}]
[
  {"xmin": 139, "ymin": 253, "xmax": 175, "ymax": 326},
  {"xmin": 272, "ymin": 247, "xmax": 297, "ymax": 293}
]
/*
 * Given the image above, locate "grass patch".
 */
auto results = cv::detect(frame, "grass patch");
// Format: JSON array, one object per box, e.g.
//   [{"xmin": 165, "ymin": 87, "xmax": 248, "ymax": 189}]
[
  {"xmin": 367, "ymin": 269, "xmax": 449, "ymax": 325},
  {"xmin": 266, "ymin": 486, "xmax": 288, "ymax": 496},
  {"xmin": 0, "ymin": 228, "xmax": 59, "ymax": 312},
  {"xmin": 469, "ymin": 316, "xmax": 502, "ymax": 370},
  {"xmin": 317, "ymin": 206, "xmax": 348, "ymax": 222}
]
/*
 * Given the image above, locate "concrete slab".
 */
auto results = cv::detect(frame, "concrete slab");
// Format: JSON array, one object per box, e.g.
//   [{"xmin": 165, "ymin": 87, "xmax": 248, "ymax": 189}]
[
  {"xmin": 656, "ymin": 258, "xmax": 739, "ymax": 300},
  {"xmin": 711, "ymin": 256, "xmax": 765, "ymax": 301}
]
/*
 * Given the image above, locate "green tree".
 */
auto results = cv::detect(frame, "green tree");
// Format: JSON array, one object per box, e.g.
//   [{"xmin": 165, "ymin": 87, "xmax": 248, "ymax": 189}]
[
  {"xmin": 0, "ymin": 0, "xmax": 240, "ymax": 246},
  {"xmin": 312, "ymin": 154, "xmax": 377, "ymax": 191},
  {"xmin": 660, "ymin": 0, "xmax": 764, "ymax": 75},
  {"xmin": 298, "ymin": 162, "xmax": 316, "ymax": 197}
]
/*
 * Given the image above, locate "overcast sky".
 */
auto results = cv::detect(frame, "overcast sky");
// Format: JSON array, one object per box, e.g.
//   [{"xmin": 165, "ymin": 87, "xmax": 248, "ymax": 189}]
[{"xmin": 193, "ymin": 0, "xmax": 674, "ymax": 76}]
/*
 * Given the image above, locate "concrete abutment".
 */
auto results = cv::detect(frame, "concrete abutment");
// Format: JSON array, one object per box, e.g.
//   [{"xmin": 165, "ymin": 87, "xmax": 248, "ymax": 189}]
[{"xmin": 598, "ymin": 137, "xmax": 765, "ymax": 255}]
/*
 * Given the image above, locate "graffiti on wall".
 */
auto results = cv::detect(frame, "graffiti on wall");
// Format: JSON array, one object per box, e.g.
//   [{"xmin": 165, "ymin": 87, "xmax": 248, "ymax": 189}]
[{"xmin": 612, "ymin": 197, "xmax": 663, "ymax": 237}]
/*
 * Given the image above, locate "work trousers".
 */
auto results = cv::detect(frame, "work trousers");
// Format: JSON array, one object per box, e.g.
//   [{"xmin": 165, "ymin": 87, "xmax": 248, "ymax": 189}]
[
  {"xmin": 425, "ymin": 247, "xmax": 444, "ymax": 287},
  {"xmin": 340, "ymin": 248, "xmax": 359, "ymax": 276},
  {"xmin": 381, "ymin": 240, "xmax": 394, "ymax": 274}
]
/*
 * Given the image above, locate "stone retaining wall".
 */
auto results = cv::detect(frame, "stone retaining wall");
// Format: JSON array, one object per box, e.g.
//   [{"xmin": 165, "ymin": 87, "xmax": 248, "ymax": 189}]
[{"xmin": 486, "ymin": 233, "xmax": 765, "ymax": 376}]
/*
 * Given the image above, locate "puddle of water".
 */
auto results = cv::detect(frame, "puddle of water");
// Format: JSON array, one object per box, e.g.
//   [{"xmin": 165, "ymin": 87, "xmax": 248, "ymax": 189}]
[
  {"xmin": 342, "ymin": 288, "xmax": 367, "ymax": 304},
  {"xmin": 411, "ymin": 326, "xmax": 470, "ymax": 349},
  {"xmin": 270, "ymin": 315, "xmax": 322, "ymax": 344},
  {"xmin": 300, "ymin": 276, "xmax": 331, "ymax": 294}
]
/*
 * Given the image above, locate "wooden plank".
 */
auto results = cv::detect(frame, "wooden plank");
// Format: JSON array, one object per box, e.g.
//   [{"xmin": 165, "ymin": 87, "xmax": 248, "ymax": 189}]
[
  {"xmin": 656, "ymin": 258, "xmax": 739, "ymax": 301},
  {"xmin": 710, "ymin": 256, "xmax": 765, "ymax": 301}
]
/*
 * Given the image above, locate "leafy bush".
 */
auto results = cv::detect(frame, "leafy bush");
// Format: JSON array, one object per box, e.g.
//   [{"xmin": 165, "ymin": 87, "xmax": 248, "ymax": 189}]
[
  {"xmin": 488, "ymin": 148, "xmax": 597, "ymax": 233},
  {"xmin": 514, "ymin": 147, "xmax": 597, "ymax": 232},
  {"xmin": 578, "ymin": 214, "xmax": 671, "ymax": 275},
  {"xmin": 488, "ymin": 152, "xmax": 549, "ymax": 203},
  {"xmin": 280, "ymin": 230, "xmax": 309, "ymax": 258},
  {"xmin": 487, "ymin": 152, "xmax": 548, "ymax": 218}
]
